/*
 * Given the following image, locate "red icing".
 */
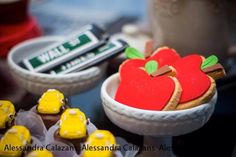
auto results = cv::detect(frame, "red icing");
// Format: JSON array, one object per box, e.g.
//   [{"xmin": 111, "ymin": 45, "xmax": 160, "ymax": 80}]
[
  {"xmin": 171, "ymin": 55, "xmax": 211, "ymax": 103},
  {"xmin": 120, "ymin": 59, "xmax": 145, "ymax": 81},
  {"xmin": 149, "ymin": 48, "xmax": 181, "ymax": 66},
  {"xmin": 115, "ymin": 68, "xmax": 176, "ymax": 110},
  {"xmin": 120, "ymin": 47, "xmax": 181, "ymax": 81}
]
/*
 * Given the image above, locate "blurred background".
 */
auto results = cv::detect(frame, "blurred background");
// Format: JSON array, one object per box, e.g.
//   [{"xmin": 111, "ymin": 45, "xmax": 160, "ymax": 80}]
[
  {"xmin": 30, "ymin": 0, "xmax": 147, "ymax": 35},
  {"xmin": 1, "ymin": 0, "xmax": 236, "ymax": 157}
]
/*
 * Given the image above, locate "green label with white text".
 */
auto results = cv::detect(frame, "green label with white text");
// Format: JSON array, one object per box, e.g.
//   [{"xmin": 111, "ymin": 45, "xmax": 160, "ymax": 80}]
[
  {"xmin": 28, "ymin": 34, "xmax": 91, "ymax": 68},
  {"xmin": 49, "ymin": 42, "xmax": 116, "ymax": 74}
]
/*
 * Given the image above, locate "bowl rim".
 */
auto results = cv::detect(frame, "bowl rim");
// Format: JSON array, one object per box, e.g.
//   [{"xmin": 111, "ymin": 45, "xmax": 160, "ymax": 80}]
[
  {"xmin": 7, "ymin": 36, "xmax": 102, "ymax": 79},
  {"xmin": 101, "ymin": 73, "xmax": 217, "ymax": 118}
]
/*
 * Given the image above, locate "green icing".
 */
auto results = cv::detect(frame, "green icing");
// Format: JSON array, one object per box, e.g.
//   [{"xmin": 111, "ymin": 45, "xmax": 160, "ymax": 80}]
[
  {"xmin": 125, "ymin": 47, "xmax": 145, "ymax": 59},
  {"xmin": 145, "ymin": 60, "xmax": 158, "ymax": 75},
  {"xmin": 201, "ymin": 55, "xmax": 218, "ymax": 69}
]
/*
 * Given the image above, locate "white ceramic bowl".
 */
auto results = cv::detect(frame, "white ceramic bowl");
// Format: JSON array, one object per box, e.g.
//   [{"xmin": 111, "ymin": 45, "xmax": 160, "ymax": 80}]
[
  {"xmin": 101, "ymin": 73, "xmax": 217, "ymax": 136},
  {"xmin": 7, "ymin": 36, "xmax": 107, "ymax": 96}
]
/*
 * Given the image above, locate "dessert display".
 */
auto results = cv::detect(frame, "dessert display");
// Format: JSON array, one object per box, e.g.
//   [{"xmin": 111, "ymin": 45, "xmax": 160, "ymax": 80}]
[
  {"xmin": 101, "ymin": 43, "xmax": 224, "ymax": 157},
  {"xmin": 0, "ymin": 100, "xmax": 16, "ymax": 133},
  {"xmin": 1, "ymin": 3, "xmax": 231, "ymax": 155},
  {"xmin": 36, "ymin": 89, "xmax": 67, "ymax": 129},
  {"xmin": 115, "ymin": 46, "xmax": 226, "ymax": 110},
  {"xmin": 26, "ymin": 149, "xmax": 53, "ymax": 157},
  {"xmin": 81, "ymin": 130, "xmax": 116, "ymax": 157},
  {"xmin": 54, "ymin": 108, "xmax": 88, "ymax": 154},
  {"xmin": 0, "ymin": 125, "xmax": 31, "ymax": 157}
]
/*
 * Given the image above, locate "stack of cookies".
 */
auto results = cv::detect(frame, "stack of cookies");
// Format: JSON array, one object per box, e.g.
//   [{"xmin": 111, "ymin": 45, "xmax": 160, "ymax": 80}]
[{"xmin": 115, "ymin": 43, "xmax": 226, "ymax": 111}]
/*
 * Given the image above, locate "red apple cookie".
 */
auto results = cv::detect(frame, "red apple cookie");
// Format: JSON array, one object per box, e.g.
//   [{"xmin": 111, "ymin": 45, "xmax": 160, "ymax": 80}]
[
  {"xmin": 115, "ymin": 61, "xmax": 182, "ymax": 111},
  {"xmin": 170, "ymin": 55, "xmax": 217, "ymax": 110},
  {"xmin": 120, "ymin": 47, "xmax": 181, "ymax": 81}
]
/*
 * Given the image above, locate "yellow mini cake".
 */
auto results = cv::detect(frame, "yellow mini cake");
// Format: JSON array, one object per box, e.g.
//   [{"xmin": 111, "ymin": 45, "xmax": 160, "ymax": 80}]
[
  {"xmin": 36, "ymin": 89, "xmax": 67, "ymax": 129},
  {"xmin": 37, "ymin": 89, "xmax": 65, "ymax": 114},
  {"xmin": 0, "ymin": 100, "xmax": 16, "ymax": 133},
  {"xmin": 54, "ymin": 108, "xmax": 88, "ymax": 154},
  {"xmin": 58, "ymin": 108, "xmax": 87, "ymax": 139},
  {"xmin": 0, "ymin": 125, "xmax": 31, "ymax": 157},
  {"xmin": 82, "ymin": 130, "xmax": 116, "ymax": 157}
]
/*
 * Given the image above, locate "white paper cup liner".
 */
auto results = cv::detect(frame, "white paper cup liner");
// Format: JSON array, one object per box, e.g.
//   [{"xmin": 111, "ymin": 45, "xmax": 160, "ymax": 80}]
[
  {"xmin": 116, "ymin": 137, "xmax": 139, "ymax": 157},
  {"xmin": 15, "ymin": 110, "xmax": 47, "ymax": 143},
  {"xmin": 31, "ymin": 136, "xmax": 44, "ymax": 147}
]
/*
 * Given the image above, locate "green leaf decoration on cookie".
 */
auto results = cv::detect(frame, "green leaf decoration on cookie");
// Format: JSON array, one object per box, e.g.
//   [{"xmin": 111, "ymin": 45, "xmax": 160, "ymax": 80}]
[
  {"xmin": 201, "ymin": 55, "xmax": 218, "ymax": 69},
  {"xmin": 145, "ymin": 60, "xmax": 158, "ymax": 75},
  {"xmin": 125, "ymin": 47, "xmax": 145, "ymax": 59}
]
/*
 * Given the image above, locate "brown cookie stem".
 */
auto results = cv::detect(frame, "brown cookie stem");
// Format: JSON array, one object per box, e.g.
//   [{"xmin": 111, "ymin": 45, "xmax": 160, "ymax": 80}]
[
  {"xmin": 202, "ymin": 63, "xmax": 226, "ymax": 80},
  {"xmin": 151, "ymin": 65, "xmax": 176, "ymax": 77},
  {"xmin": 145, "ymin": 40, "xmax": 154, "ymax": 57}
]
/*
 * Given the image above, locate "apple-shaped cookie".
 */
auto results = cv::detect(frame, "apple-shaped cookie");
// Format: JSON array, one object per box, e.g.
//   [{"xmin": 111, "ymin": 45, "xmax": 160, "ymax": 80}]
[
  {"xmin": 120, "ymin": 47, "xmax": 181, "ymax": 81},
  {"xmin": 117, "ymin": 45, "xmax": 225, "ymax": 111},
  {"xmin": 170, "ymin": 55, "xmax": 217, "ymax": 110},
  {"xmin": 115, "ymin": 60, "xmax": 182, "ymax": 111}
]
